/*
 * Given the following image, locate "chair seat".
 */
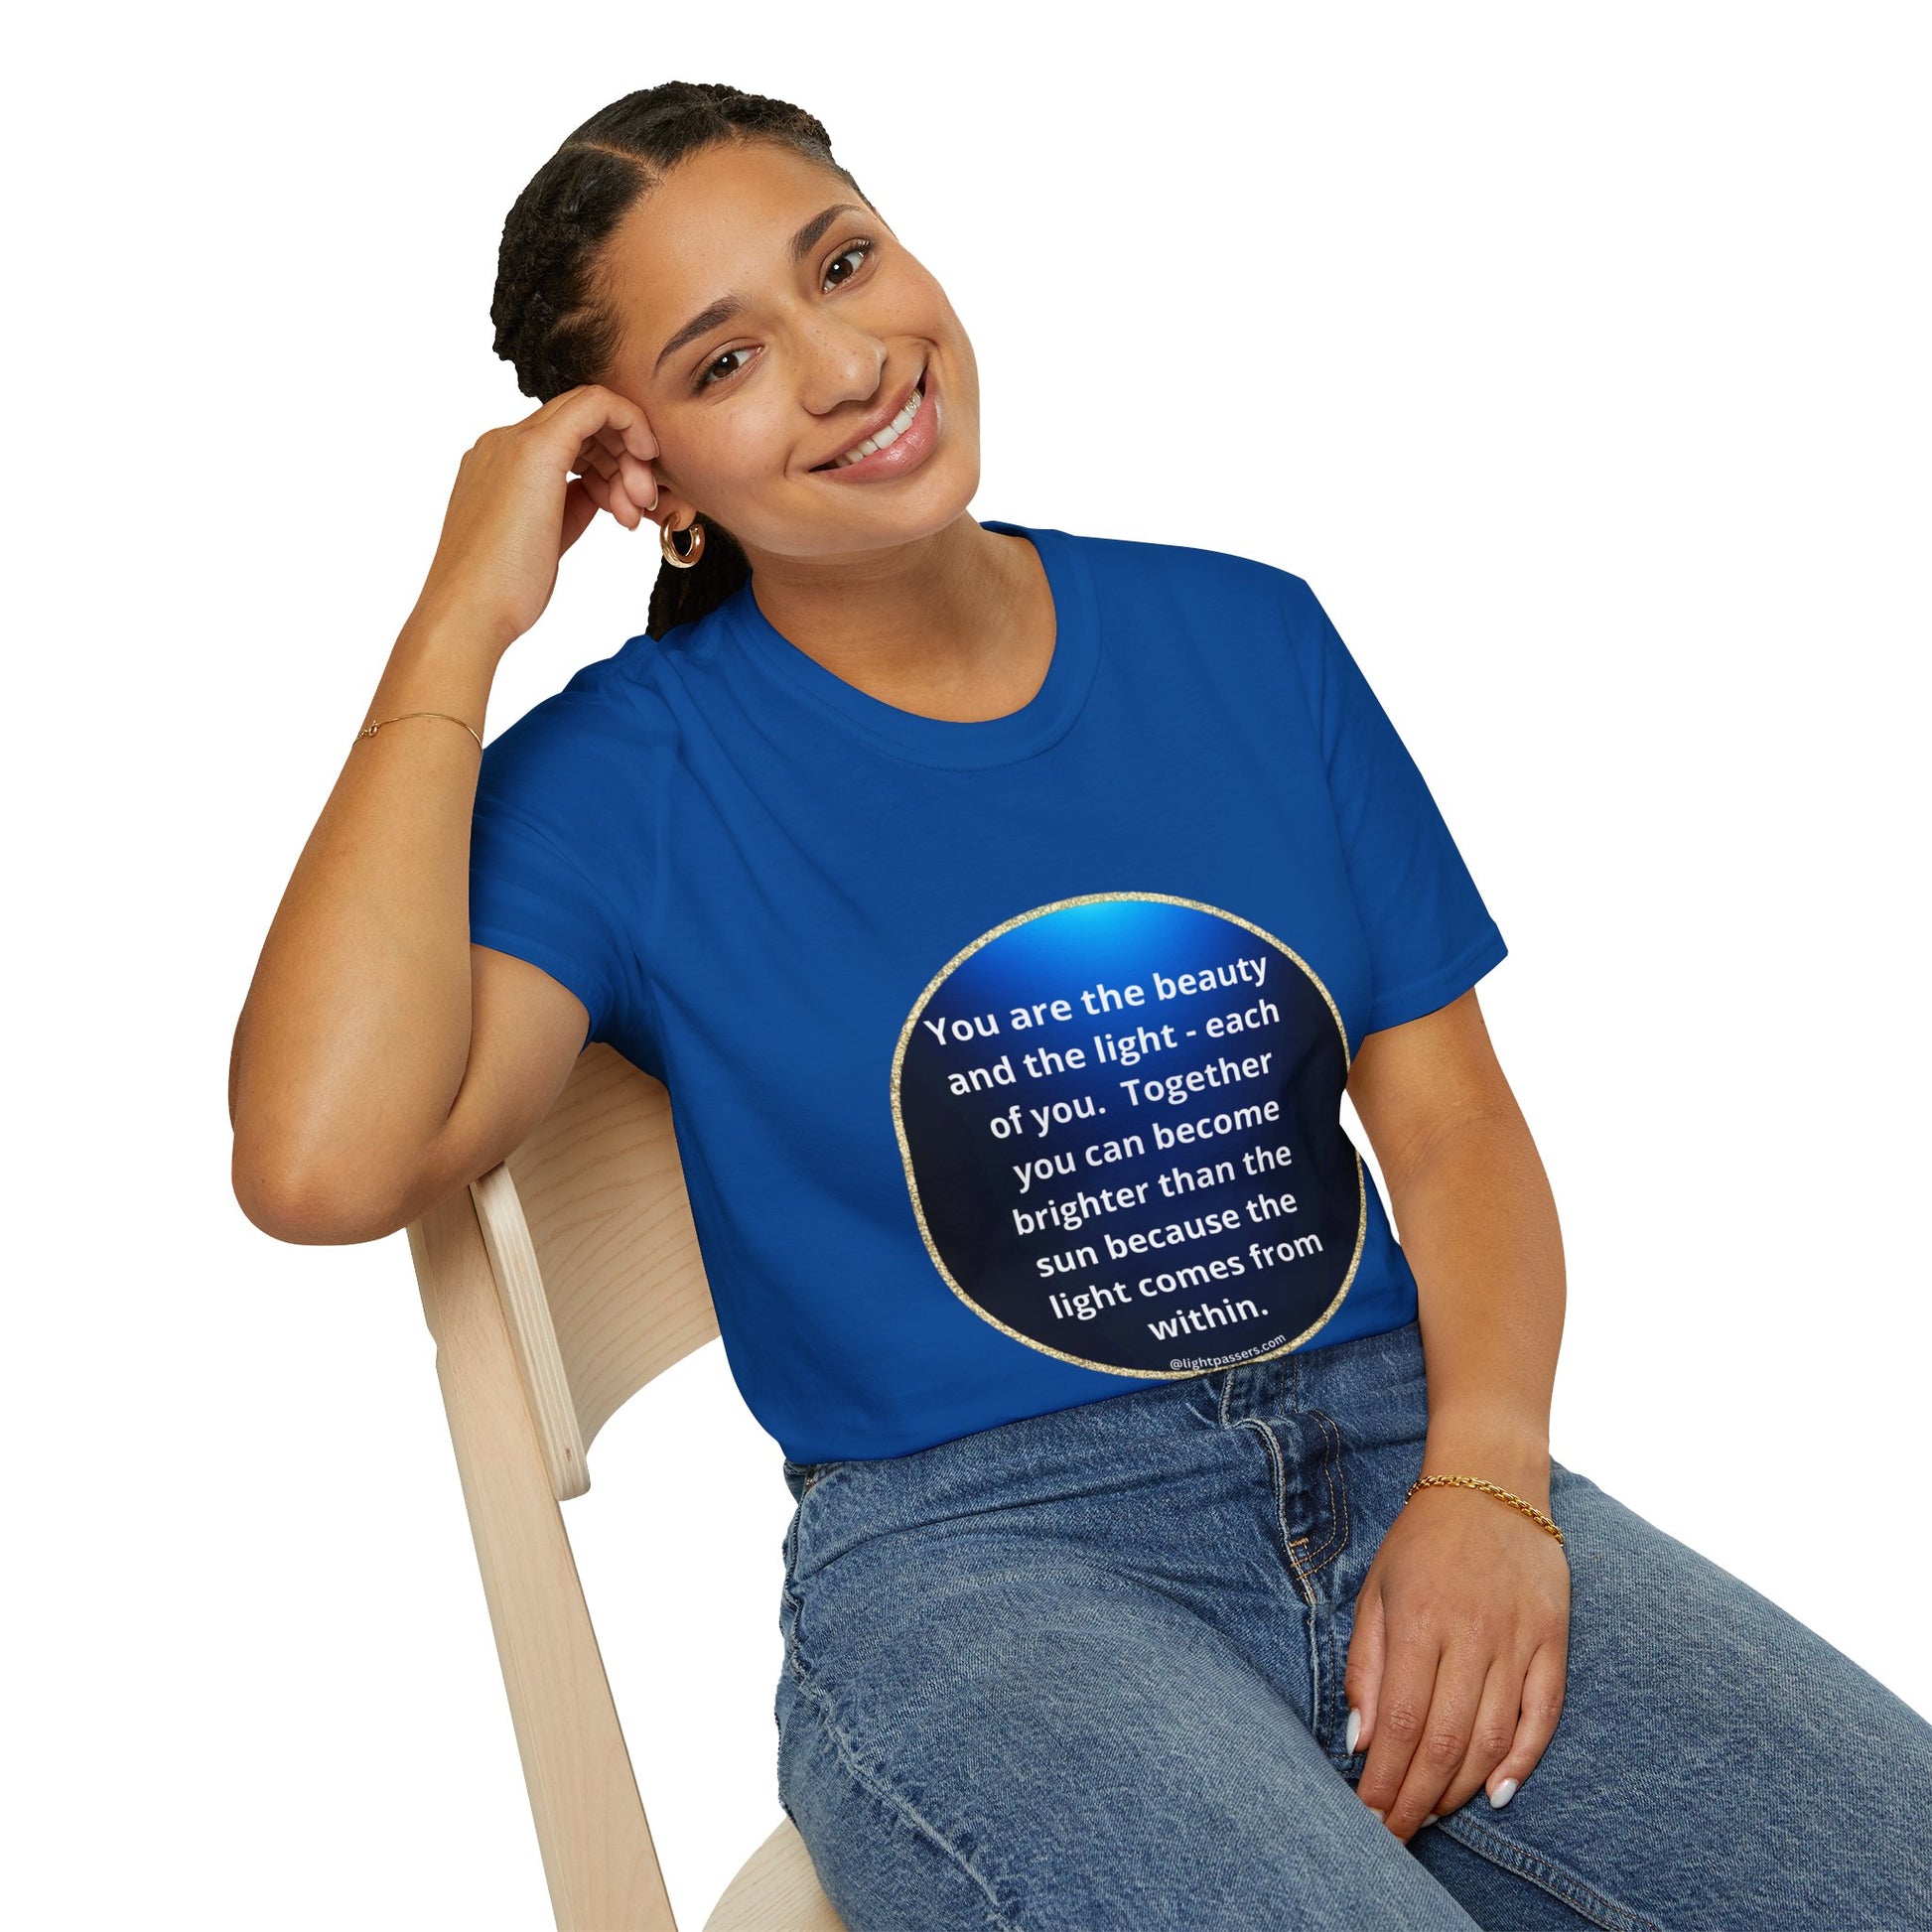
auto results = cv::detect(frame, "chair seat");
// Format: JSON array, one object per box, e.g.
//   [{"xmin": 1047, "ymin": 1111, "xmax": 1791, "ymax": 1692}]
[{"xmin": 705, "ymin": 1815, "xmax": 848, "ymax": 1930}]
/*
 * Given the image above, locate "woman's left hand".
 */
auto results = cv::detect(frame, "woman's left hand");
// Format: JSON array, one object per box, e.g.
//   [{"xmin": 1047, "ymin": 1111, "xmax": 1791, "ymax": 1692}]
[{"xmin": 1343, "ymin": 1482, "xmax": 1572, "ymax": 1839}]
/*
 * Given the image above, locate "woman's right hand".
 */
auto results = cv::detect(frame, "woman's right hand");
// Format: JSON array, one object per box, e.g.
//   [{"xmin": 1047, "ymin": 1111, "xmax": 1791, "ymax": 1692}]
[{"xmin": 411, "ymin": 383, "xmax": 661, "ymax": 657}]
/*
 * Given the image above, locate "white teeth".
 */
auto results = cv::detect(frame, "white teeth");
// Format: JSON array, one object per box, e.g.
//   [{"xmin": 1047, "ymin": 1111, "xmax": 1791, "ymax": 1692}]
[{"xmin": 831, "ymin": 376, "xmax": 924, "ymax": 467}]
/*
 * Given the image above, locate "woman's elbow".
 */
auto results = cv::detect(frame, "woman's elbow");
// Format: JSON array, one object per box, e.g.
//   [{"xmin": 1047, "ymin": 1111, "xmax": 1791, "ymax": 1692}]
[{"xmin": 230, "ymin": 1136, "xmax": 413, "ymax": 1247}]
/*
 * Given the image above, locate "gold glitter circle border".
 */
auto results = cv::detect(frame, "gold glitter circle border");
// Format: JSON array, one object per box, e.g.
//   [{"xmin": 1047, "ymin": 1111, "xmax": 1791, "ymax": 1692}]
[{"xmin": 888, "ymin": 890, "xmax": 1367, "ymax": 1379}]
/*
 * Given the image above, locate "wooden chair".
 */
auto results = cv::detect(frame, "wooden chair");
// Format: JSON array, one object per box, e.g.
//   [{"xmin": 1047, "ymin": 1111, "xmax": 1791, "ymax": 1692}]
[{"xmin": 404, "ymin": 1040, "xmax": 848, "ymax": 1931}]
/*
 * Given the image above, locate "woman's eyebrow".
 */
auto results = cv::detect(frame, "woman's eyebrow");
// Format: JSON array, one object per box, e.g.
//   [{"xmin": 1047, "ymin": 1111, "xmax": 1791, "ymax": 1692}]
[{"xmin": 652, "ymin": 203, "xmax": 871, "ymax": 376}]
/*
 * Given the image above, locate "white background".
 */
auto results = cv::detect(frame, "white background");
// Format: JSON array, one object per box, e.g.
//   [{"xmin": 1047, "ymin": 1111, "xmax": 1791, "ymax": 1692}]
[{"xmin": 7, "ymin": 4, "xmax": 1927, "ymax": 1926}]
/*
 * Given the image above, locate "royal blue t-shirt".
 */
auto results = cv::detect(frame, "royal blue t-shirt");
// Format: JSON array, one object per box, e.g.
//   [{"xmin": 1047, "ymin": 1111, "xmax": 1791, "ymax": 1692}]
[{"xmin": 468, "ymin": 521, "xmax": 1507, "ymax": 1464}]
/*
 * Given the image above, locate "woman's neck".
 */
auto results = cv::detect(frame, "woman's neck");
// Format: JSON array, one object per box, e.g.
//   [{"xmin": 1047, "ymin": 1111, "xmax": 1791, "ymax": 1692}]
[{"xmin": 740, "ymin": 517, "xmax": 1055, "ymax": 723}]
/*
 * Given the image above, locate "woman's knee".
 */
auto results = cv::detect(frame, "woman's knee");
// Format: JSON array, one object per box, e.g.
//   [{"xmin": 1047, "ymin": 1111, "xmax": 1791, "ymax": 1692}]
[{"xmin": 1530, "ymin": 1463, "xmax": 1932, "ymax": 1917}]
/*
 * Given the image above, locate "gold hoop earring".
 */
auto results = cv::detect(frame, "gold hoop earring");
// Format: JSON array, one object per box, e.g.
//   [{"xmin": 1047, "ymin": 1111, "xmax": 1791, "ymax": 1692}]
[{"xmin": 659, "ymin": 515, "xmax": 705, "ymax": 569}]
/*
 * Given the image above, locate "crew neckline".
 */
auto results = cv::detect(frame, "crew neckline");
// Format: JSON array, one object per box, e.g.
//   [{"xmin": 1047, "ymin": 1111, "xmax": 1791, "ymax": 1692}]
[{"xmin": 715, "ymin": 520, "xmax": 1100, "ymax": 769}]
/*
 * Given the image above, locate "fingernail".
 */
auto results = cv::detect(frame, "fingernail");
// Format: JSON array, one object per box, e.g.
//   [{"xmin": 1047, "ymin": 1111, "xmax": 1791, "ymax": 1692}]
[
  {"xmin": 1487, "ymin": 1777, "xmax": 1519, "ymax": 1809},
  {"xmin": 1344, "ymin": 1707, "xmax": 1361, "ymax": 1754},
  {"xmin": 1422, "ymin": 1813, "xmax": 1440, "ymax": 1827},
  {"xmin": 1368, "ymin": 1807, "xmax": 1386, "ymax": 1823}
]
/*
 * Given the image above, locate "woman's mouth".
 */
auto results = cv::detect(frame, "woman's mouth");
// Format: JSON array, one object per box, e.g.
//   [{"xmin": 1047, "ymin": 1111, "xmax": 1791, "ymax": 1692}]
[{"xmin": 809, "ymin": 364, "xmax": 939, "ymax": 482}]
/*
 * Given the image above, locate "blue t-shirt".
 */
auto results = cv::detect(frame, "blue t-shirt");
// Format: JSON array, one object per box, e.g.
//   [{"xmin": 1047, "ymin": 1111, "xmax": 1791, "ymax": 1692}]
[{"xmin": 468, "ymin": 521, "xmax": 1507, "ymax": 1464}]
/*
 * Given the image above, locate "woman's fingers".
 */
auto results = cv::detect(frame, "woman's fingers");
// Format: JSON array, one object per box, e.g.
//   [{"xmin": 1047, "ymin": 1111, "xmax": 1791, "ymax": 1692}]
[
  {"xmin": 1342, "ymin": 1579, "xmax": 1387, "ymax": 1765},
  {"xmin": 1376, "ymin": 1634, "xmax": 1566, "ymax": 1834},
  {"xmin": 1366, "ymin": 1637, "xmax": 1490, "ymax": 1840},
  {"xmin": 1434, "ymin": 1651, "xmax": 1524, "ymax": 1820},
  {"xmin": 543, "ymin": 385, "xmax": 658, "ymax": 527},
  {"xmin": 1351, "ymin": 1597, "xmax": 1442, "ymax": 1827},
  {"xmin": 1484, "ymin": 1633, "xmax": 1568, "ymax": 1810},
  {"xmin": 599, "ymin": 386, "xmax": 658, "ymax": 463},
  {"xmin": 615, "ymin": 449, "xmax": 658, "ymax": 515},
  {"xmin": 587, "ymin": 420, "xmax": 651, "ymax": 471},
  {"xmin": 573, "ymin": 447, "xmax": 652, "ymax": 530},
  {"xmin": 580, "ymin": 426, "xmax": 658, "ymax": 497},
  {"xmin": 541, "ymin": 380, "xmax": 658, "ymax": 462},
  {"xmin": 570, "ymin": 436, "xmax": 658, "ymax": 529},
  {"xmin": 581, "ymin": 400, "xmax": 659, "ymax": 516},
  {"xmin": 574, "ymin": 438, "xmax": 619, "ymax": 482}
]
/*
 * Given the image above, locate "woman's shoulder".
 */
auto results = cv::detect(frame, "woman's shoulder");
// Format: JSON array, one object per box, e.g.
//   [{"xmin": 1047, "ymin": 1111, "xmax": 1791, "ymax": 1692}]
[
  {"xmin": 480, "ymin": 632, "xmax": 683, "ymax": 799},
  {"xmin": 1055, "ymin": 525, "xmax": 1327, "ymax": 673},
  {"xmin": 1061, "ymin": 524, "xmax": 1314, "ymax": 610}
]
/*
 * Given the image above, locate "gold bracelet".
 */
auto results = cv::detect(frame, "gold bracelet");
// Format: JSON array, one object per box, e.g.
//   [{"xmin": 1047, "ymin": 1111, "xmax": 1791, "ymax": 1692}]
[
  {"xmin": 355, "ymin": 711, "xmax": 483, "ymax": 752},
  {"xmin": 1406, "ymin": 1473, "xmax": 1565, "ymax": 1547}
]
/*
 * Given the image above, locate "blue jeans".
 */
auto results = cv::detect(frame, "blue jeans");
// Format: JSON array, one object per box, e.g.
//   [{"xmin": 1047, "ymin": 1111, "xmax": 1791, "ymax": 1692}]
[{"xmin": 773, "ymin": 1317, "xmax": 1932, "ymax": 1929}]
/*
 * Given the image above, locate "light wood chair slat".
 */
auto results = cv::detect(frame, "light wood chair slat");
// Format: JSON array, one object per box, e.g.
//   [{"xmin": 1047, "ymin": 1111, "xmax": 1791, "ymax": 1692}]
[{"xmin": 405, "ymin": 1042, "xmax": 848, "ymax": 1930}]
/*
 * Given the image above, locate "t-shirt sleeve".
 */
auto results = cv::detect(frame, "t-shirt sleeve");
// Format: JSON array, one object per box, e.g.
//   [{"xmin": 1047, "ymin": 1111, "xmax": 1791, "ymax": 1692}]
[
  {"xmin": 468, "ymin": 693, "xmax": 634, "ymax": 1049},
  {"xmin": 1284, "ymin": 574, "xmax": 1509, "ymax": 1035}
]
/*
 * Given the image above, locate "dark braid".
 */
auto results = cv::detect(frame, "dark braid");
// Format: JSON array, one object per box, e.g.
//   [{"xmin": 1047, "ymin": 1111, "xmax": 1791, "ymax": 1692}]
[{"xmin": 490, "ymin": 82, "xmax": 873, "ymax": 639}]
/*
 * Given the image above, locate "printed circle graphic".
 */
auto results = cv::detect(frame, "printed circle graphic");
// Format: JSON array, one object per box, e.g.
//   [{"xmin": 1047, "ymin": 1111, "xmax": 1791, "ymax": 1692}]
[{"xmin": 891, "ymin": 893, "xmax": 1366, "ymax": 1377}]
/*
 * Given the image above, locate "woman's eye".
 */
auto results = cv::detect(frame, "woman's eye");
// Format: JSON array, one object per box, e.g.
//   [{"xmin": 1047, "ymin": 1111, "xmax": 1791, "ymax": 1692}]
[
  {"xmin": 697, "ymin": 345, "xmax": 753, "ymax": 390},
  {"xmin": 823, "ymin": 237, "xmax": 875, "ymax": 290}
]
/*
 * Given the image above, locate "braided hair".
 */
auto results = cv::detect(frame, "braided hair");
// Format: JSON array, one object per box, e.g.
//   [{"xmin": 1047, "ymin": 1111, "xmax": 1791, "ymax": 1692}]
[{"xmin": 491, "ymin": 82, "xmax": 873, "ymax": 639}]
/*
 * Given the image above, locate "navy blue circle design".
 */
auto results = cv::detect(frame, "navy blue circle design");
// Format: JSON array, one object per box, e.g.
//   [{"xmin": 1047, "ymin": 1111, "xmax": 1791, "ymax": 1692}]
[{"xmin": 892, "ymin": 893, "xmax": 1366, "ymax": 1377}]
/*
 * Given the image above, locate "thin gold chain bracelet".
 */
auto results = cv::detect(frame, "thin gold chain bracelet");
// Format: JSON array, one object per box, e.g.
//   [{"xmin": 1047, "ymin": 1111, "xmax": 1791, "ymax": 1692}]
[
  {"xmin": 355, "ymin": 711, "xmax": 483, "ymax": 752},
  {"xmin": 1407, "ymin": 1473, "xmax": 1565, "ymax": 1547}
]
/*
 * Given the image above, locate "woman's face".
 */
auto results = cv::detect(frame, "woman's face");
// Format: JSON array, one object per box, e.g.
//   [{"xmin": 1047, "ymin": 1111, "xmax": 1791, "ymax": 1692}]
[{"xmin": 595, "ymin": 140, "xmax": 981, "ymax": 565}]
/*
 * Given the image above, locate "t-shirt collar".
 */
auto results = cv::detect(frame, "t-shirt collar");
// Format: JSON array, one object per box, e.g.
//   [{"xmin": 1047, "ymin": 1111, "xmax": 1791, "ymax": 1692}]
[{"xmin": 717, "ymin": 520, "xmax": 1101, "ymax": 769}]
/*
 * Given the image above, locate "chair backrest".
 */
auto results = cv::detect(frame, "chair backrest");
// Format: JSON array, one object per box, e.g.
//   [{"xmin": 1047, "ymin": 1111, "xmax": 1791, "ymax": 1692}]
[
  {"xmin": 447, "ymin": 1040, "xmax": 719, "ymax": 1499},
  {"xmin": 404, "ymin": 1042, "xmax": 840, "ymax": 1931}
]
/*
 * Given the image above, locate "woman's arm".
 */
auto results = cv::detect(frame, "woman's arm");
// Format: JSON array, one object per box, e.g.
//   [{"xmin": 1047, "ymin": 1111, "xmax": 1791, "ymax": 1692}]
[
  {"xmin": 227, "ymin": 609, "xmax": 562, "ymax": 1244},
  {"xmin": 228, "ymin": 385, "xmax": 660, "ymax": 1244},
  {"xmin": 1346, "ymin": 987, "xmax": 1565, "ymax": 1511},
  {"xmin": 1338, "ymin": 986, "xmax": 1572, "ymax": 1842}
]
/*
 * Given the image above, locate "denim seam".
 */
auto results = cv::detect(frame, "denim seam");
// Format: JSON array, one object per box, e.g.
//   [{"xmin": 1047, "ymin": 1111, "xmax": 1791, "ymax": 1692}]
[
  {"xmin": 1298, "ymin": 1408, "xmax": 1354, "ymax": 1756},
  {"xmin": 780, "ymin": 1504, "xmax": 810, "ymax": 1682},
  {"xmin": 1237, "ymin": 1413, "xmax": 1337, "ymax": 1770},
  {"xmin": 1234, "ymin": 1417, "xmax": 1300, "ymax": 1562},
  {"xmin": 788, "ymin": 1662, "xmax": 1028, "ymax": 1931},
  {"xmin": 1291, "ymin": 1406, "xmax": 1351, "ymax": 1578},
  {"xmin": 1239, "ymin": 1409, "xmax": 1348, "ymax": 1580},
  {"xmin": 1238, "ymin": 1415, "xmax": 1345, "ymax": 1600},
  {"xmin": 780, "ymin": 1578, "xmax": 808, "ymax": 1682},
  {"xmin": 1435, "ymin": 1812, "xmax": 1668, "ymax": 1932}
]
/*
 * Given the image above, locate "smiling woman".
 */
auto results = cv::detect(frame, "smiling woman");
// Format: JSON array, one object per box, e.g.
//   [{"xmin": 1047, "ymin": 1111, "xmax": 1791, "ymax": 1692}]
[
  {"xmin": 235, "ymin": 73, "xmax": 1932, "ymax": 1932},
  {"xmin": 490, "ymin": 85, "xmax": 977, "ymax": 649}
]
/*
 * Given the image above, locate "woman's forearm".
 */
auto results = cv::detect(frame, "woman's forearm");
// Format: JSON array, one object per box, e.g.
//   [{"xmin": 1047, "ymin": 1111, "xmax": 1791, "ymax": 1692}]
[
  {"xmin": 1379, "ymin": 1109, "xmax": 1566, "ymax": 1514},
  {"xmin": 229, "ymin": 609, "xmax": 500, "ymax": 1240}
]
